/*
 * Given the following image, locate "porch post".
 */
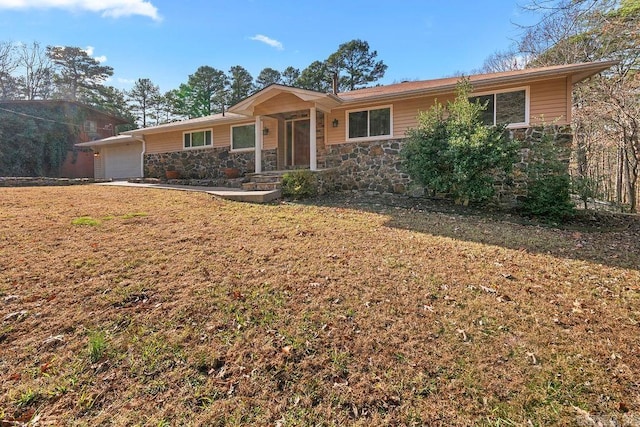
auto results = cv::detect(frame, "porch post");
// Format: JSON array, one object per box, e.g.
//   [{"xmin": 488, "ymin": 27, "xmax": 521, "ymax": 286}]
[
  {"xmin": 310, "ymin": 106, "xmax": 317, "ymax": 171},
  {"xmin": 254, "ymin": 115, "xmax": 262, "ymax": 173}
]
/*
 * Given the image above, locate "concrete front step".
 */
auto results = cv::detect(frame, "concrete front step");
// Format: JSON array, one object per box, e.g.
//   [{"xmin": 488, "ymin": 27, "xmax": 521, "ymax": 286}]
[
  {"xmin": 249, "ymin": 175, "xmax": 283, "ymax": 184},
  {"xmin": 242, "ymin": 181, "xmax": 281, "ymax": 191}
]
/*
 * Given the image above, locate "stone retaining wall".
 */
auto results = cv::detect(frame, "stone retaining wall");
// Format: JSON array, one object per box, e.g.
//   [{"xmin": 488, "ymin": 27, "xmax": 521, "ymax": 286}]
[
  {"xmin": 144, "ymin": 147, "xmax": 277, "ymax": 179},
  {"xmin": 0, "ymin": 177, "xmax": 101, "ymax": 187}
]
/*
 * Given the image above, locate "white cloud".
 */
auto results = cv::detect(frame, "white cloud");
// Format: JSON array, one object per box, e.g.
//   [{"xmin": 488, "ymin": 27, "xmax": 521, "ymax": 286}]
[
  {"xmin": 0, "ymin": 0, "xmax": 162, "ymax": 21},
  {"xmin": 84, "ymin": 46, "xmax": 107, "ymax": 63},
  {"xmin": 249, "ymin": 34, "xmax": 283, "ymax": 50}
]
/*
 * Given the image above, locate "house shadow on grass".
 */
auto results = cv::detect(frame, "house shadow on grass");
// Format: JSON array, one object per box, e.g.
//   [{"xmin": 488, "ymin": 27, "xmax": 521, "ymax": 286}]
[{"xmin": 301, "ymin": 192, "xmax": 640, "ymax": 272}]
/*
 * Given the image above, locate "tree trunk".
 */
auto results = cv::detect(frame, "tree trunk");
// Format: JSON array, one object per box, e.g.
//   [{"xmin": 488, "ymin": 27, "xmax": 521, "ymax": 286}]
[{"xmin": 616, "ymin": 145, "xmax": 623, "ymax": 207}]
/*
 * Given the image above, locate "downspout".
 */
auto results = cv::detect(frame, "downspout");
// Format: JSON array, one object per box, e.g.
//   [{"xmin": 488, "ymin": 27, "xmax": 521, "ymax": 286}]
[{"xmin": 132, "ymin": 135, "xmax": 146, "ymax": 179}]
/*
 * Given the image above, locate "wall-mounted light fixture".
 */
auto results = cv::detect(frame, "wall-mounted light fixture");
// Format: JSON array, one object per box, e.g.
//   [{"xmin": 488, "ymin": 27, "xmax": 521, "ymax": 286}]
[
  {"xmin": 94, "ymin": 151, "xmax": 100, "ymax": 157},
  {"xmin": 263, "ymin": 127, "xmax": 269, "ymax": 136},
  {"xmin": 332, "ymin": 119, "xmax": 339, "ymax": 128}
]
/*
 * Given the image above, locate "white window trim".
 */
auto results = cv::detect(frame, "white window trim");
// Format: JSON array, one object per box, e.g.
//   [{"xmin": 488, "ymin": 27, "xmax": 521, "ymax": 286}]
[
  {"xmin": 469, "ymin": 86, "xmax": 530, "ymax": 128},
  {"xmin": 230, "ymin": 123, "xmax": 257, "ymax": 152},
  {"xmin": 345, "ymin": 104, "xmax": 394, "ymax": 141},
  {"xmin": 183, "ymin": 128, "xmax": 213, "ymax": 150}
]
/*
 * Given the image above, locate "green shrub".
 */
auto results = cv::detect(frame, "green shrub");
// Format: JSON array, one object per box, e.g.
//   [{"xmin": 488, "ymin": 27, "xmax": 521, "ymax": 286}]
[
  {"xmin": 402, "ymin": 79, "xmax": 518, "ymax": 205},
  {"xmin": 524, "ymin": 174, "xmax": 575, "ymax": 222},
  {"xmin": 281, "ymin": 170, "xmax": 317, "ymax": 199},
  {"xmin": 571, "ymin": 175, "xmax": 599, "ymax": 210},
  {"xmin": 521, "ymin": 131, "xmax": 575, "ymax": 222}
]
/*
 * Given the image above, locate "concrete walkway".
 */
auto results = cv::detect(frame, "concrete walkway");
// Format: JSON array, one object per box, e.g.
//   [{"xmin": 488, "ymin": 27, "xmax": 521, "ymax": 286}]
[{"xmin": 97, "ymin": 181, "xmax": 281, "ymax": 203}]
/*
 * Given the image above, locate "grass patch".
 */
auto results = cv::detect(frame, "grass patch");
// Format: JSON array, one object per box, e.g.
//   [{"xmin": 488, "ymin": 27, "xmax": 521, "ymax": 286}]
[
  {"xmin": 87, "ymin": 330, "xmax": 107, "ymax": 363},
  {"xmin": 15, "ymin": 388, "xmax": 40, "ymax": 408},
  {"xmin": 71, "ymin": 216, "xmax": 100, "ymax": 226},
  {"xmin": 0, "ymin": 186, "xmax": 638, "ymax": 425},
  {"xmin": 120, "ymin": 212, "xmax": 148, "ymax": 219}
]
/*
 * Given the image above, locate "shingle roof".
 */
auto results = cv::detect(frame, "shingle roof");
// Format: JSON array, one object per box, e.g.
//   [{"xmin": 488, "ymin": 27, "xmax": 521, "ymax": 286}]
[
  {"xmin": 337, "ymin": 61, "xmax": 617, "ymax": 102},
  {"xmin": 83, "ymin": 61, "xmax": 616, "ymax": 142},
  {"xmin": 126, "ymin": 112, "xmax": 250, "ymax": 136}
]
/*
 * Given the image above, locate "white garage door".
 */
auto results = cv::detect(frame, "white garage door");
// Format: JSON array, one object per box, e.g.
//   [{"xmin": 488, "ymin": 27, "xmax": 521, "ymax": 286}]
[{"xmin": 104, "ymin": 143, "xmax": 142, "ymax": 179}]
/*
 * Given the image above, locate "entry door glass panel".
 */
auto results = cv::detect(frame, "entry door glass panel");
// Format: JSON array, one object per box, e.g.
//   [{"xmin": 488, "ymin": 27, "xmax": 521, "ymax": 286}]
[
  {"xmin": 293, "ymin": 120, "xmax": 310, "ymax": 167},
  {"xmin": 286, "ymin": 121, "xmax": 293, "ymax": 166}
]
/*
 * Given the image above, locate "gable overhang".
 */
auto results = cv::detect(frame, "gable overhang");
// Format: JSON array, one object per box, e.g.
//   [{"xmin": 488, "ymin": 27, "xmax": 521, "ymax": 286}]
[{"xmin": 228, "ymin": 84, "xmax": 342, "ymax": 116}]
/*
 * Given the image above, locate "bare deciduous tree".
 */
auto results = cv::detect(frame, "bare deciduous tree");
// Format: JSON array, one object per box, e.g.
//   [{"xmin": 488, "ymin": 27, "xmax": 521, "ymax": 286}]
[
  {"xmin": 18, "ymin": 41, "xmax": 54, "ymax": 100},
  {"xmin": 493, "ymin": 0, "xmax": 640, "ymax": 211},
  {"xmin": 0, "ymin": 41, "xmax": 19, "ymax": 100}
]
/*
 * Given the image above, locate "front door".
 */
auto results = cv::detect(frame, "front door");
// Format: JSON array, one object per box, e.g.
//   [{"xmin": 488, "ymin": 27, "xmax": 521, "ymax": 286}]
[{"xmin": 285, "ymin": 119, "xmax": 310, "ymax": 168}]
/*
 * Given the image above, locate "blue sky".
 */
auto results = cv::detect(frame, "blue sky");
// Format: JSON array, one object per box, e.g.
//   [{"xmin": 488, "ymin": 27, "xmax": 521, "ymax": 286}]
[{"xmin": 0, "ymin": 1, "xmax": 540, "ymax": 93}]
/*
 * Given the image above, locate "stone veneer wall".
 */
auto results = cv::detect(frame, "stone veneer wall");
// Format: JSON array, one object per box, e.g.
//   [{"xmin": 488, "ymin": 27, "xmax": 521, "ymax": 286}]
[
  {"xmin": 144, "ymin": 147, "xmax": 277, "ymax": 179},
  {"xmin": 315, "ymin": 124, "xmax": 573, "ymax": 205},
  {"xmin": 318, "ymin": 139, "xmax": 411, "ymax": 194},
  {"xmin": 500, "ymin": 125, "xmax": 573, "ymax": 206}
]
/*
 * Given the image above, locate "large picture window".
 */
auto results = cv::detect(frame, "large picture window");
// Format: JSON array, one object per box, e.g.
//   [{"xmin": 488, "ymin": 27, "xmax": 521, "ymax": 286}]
[
  {"xmin": 184, "ymin": 129, "xmax": 212, "ymax": 149},
  {"xmin": 231, "ymin": 124, "xmax": 256, "ymax": 151},
  {"xmin": 347, "ymin": 106, "xmax": 392, "ymax": 140},
  {"xmin": 469, "ymin": 88, "xmax": 528, "ymax": 127}
]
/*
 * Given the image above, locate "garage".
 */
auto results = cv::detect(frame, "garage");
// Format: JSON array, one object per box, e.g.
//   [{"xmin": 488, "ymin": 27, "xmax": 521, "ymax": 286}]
[
  {"xmin": 76, "ymin": 135, "xmax": 143, "ymax": 180},
  {"xmin": 103, "ymin": 142, "xmax": 143, "ymax": 179}
]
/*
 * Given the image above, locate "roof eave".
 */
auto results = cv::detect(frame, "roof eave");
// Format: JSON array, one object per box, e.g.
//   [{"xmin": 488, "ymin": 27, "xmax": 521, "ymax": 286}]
[
  {"xmin": 338, "ymin": 60, "xmax": 619, "ymax": 105},
  {"xmin": 75, "ymin": 135, "xmax": 142, "ymax": 148},
  {"xmin": 126, "ymin": 114, "xmax": 253, "ymax": 136}
]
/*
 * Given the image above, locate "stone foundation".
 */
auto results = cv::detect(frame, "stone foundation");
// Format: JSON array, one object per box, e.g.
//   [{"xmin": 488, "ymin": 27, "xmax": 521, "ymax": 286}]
[
  {"xmin": 499, "ymin": 125, "xmax": 573, "ymax": 206},
  {"xmin": 141, "ymin": 125, "xmax": 572, "ymax": 207},
  {"xmin": 319, "ymin": 139, "xmax": 411, "ymax": 195},
  {"xmin": 316, "ymin": 124, "xmax": 572, "ymax": 206},
  {"xmin": 144, "ymin": 147, "xmax": 277, "ymax": 179}
]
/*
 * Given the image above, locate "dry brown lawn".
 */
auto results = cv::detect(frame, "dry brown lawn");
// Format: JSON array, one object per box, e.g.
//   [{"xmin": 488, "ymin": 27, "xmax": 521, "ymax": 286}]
[{"xmin": 1, "ymin": 185, "xmax": 639, "ymax": 426}]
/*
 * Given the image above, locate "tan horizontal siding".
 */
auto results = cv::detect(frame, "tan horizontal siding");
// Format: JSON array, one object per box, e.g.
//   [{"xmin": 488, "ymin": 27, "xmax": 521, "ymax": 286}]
[
  {"xmin": 326, "ymin": 110, "xmax": 344, "ymax": 145},
  {"xmin": 145, "ymin": 120, "xmax": 276, "ymax": 154},
  {"xmin": 215, "ymin": 124, "xmax": 231, "ymax": 148},
  {"xmin": 393, "ymin": 95, "xmax": 455, "ymax": 137},
  {"xmin": 262, "ymin": 118, "xmax": 278, "ymax": 150},
  {"xmin": 254, "ymin": 93, "xmax": 312, "ymax": 116},
  {"xmin": 529, "ymin": 78, "xmax": 568, "ymax": 125},
  {"xmin": 145, "ymin": 130, "xmax": 183, "ymax": 154},
  {"xmin": 144, "ymin": 78, "xmax": 571, "ymax": 152},
  {"xmin": 326, "ymin": 96, "xmax": 453, "ymax": 145}
]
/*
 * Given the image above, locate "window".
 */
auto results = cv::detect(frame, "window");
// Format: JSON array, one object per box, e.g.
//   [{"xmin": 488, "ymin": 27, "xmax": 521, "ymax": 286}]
[
  {"xmin": 183, "ymin": 129, "xmax": 212, "ymax": 149},
  {"xmin": 469, "ymin": 88, "xmax": 528, "ymax": 127},
  {"xmin": 231, "ymin": 124, "xmax": 256, "ymax": 151},
  {"xmin": 84, "ymin": 120, "xmax": 97, "ymax": 133},
  {"xmin": 347, "ymin": 106, "xmax": 392, "ymax": 140}
]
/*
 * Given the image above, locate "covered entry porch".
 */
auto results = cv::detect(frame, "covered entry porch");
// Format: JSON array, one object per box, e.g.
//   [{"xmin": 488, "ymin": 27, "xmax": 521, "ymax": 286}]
[{"xmin": 228, "ymin": 84, "xmax": 341, "ymax": 173}]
